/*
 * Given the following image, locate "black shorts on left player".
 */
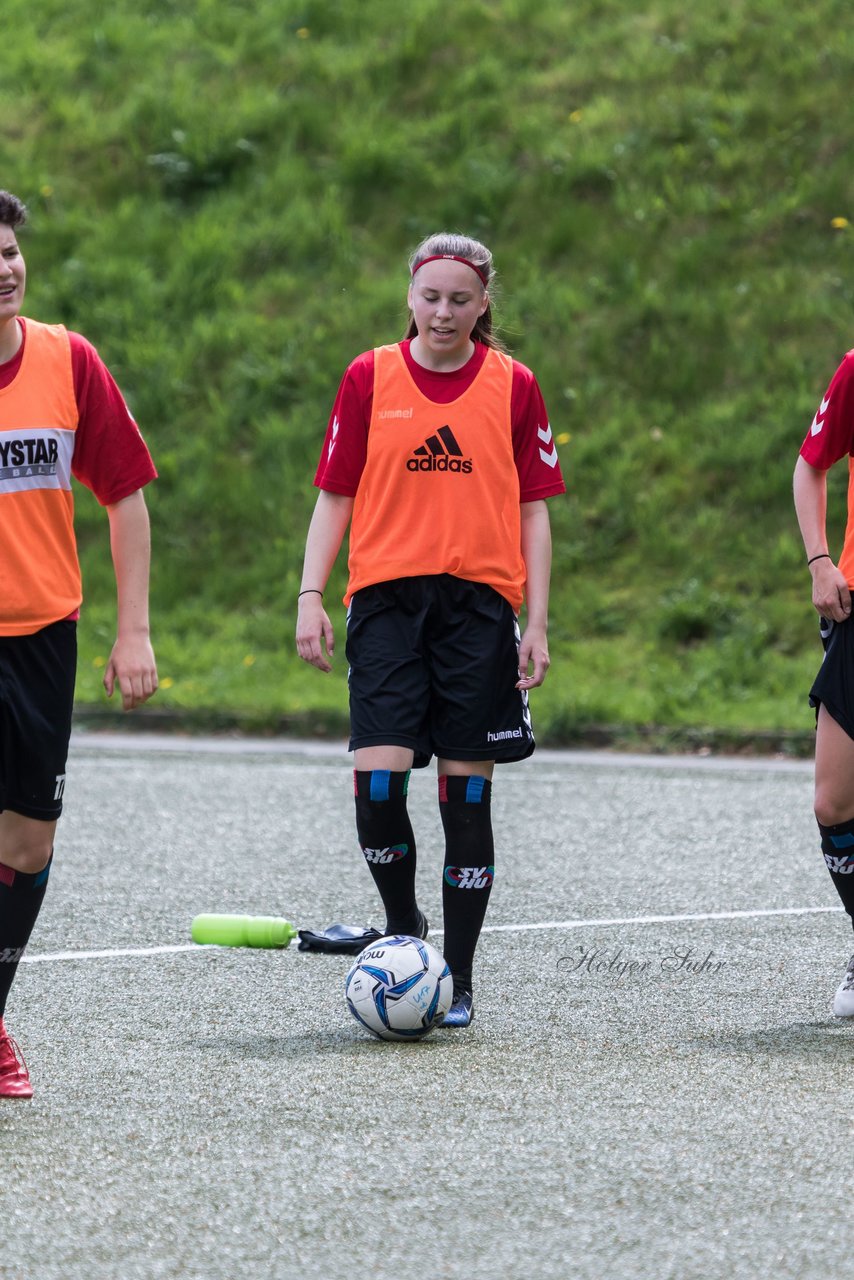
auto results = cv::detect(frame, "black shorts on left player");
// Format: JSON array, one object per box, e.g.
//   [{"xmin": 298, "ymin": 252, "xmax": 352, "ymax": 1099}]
[
  {"xmin": 0, "ymin": 620, "xmax": 77, "ymax": 820},
  {"xmin": 809, "ymin": 613, "xmax": 854, "ymax": 741},
  {"xmin": 346, "ymin": 574, "xmax": 534, "ymax": 767}
]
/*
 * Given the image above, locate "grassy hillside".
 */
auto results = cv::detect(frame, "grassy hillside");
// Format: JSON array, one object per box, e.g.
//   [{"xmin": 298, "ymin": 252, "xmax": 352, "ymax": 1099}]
[{"xmin": 2, "ymin": 0, "xmax": 853, "ymax": 746}]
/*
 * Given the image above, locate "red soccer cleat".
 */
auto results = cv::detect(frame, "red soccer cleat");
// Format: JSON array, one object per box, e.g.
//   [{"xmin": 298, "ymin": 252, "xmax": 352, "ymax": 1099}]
[{"xmin": 0, "ymin": 1019, "xmax": 33, "ymax": 1099}]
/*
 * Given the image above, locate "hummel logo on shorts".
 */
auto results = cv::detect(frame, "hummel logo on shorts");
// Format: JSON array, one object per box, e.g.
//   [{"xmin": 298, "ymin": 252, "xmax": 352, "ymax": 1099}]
[{"xmin": 406, "ymin": 425, "xmax": 473, "ymax": 474}]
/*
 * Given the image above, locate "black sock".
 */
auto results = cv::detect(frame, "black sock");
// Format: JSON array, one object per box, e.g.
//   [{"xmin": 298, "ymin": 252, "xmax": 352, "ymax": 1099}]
[
  {"xmin": 0, "ymin": 856, "xmax": 52, "ymax": 1020},
  {"xmin": 818, "ymin": 819, "xmax": 854, "ymax": 932},
  {"xmin": 354, "ymin": 770, "xmax": 420, "ymax": 935},
  {"xmin": 439, "ymin": 775, "xmax": 494, "ymax": 991}
]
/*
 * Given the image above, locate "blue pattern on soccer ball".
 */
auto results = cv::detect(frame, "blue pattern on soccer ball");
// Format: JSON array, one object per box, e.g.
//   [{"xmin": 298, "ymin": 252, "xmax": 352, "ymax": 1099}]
[{"xmin": 344, "ymin": 934, "xmax": 452, "ymax": 1041}]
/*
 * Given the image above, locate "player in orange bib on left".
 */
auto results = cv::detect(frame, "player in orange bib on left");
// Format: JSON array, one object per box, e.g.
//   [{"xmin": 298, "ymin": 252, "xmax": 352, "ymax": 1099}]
[
  {"xmin": 0, "ymin": 191, "xmax": 158, "ymax": 1098},
  {"xmin": 296, "ymin": 231, "xmax": 565, "ymax": 1027}
]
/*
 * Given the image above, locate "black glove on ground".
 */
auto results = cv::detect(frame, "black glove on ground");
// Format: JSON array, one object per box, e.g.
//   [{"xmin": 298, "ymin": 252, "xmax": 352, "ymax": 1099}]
[{"xmin": 297, "ymin": 922, "xmax": 383, "ymax": 955}]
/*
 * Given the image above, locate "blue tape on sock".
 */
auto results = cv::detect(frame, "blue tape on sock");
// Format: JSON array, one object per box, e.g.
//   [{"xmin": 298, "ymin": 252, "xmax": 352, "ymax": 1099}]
[
  {"xmin": 33, "ymin": 861, "xmax": 52, "ymax": 888},
  {"xmin": 465, "ymin": 776, "xmax": 486, "ymax": 803},
  {"xmin": 369, "ymin": 770, "xmax": 392, "ymax": 802}
]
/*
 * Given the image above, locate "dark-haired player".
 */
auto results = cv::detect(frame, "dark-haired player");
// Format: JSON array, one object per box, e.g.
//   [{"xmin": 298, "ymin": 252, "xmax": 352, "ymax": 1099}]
[{"xmin": 0, "ymin": 191, "xmax": 158, "ymax": 1096}]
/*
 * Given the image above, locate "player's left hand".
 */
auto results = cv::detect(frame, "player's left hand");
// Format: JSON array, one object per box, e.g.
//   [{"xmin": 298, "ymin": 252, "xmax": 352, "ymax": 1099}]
[
  {"xmin": 104, "ymin": 635, "xmax": 159, "ymax": 710},
  {"xmin": 516, "ymin": 625, "xmax": 550, "ymax": 689}
]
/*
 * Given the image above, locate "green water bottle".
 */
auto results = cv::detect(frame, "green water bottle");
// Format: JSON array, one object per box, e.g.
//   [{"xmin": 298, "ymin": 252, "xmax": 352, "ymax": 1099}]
[{"xmin": 191, "ymin": 913, "xmax": 297, "ymax": 949}]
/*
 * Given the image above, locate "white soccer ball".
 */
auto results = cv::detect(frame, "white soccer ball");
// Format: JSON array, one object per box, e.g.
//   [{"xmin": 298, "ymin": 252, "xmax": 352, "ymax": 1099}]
[{"xmin": 345, "ymin": 934, "xmax": 453, "ymax": 1041}]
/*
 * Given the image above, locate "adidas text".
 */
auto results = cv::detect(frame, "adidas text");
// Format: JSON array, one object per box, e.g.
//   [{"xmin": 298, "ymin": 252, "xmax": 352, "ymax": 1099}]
[{"xmin": 406, "ymin": 455, "xmax": 472, "ymax": 473}]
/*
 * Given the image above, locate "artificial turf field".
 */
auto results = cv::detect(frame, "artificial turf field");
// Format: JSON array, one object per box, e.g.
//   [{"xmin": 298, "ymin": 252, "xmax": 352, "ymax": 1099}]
[{"xmin": 2, "ymin": 734, "xmax": 851, "ymax": 1279}]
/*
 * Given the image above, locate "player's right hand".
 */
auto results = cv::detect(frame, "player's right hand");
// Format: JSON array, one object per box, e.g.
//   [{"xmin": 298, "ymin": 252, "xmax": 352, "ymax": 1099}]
[
  {"xmin": 811, "ymin": 559, "xmax": 852, "ymax": 622},
  {"xmin": 296, "ymin": 597, "xmax": 335, "ymax": 672}
]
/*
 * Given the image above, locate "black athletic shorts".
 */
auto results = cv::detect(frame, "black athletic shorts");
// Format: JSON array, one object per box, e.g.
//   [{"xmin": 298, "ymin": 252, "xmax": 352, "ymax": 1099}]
[
  {"xmin": 346, "ymin": 575, "xmax": 535, "ymax": 768},
  {"xmin": 809, "ymin": 613, "xmax": 854, "ymax": 741},
  {"xmin": 0, "ymin": 620, "xmax": 77, "ymax": 820}
]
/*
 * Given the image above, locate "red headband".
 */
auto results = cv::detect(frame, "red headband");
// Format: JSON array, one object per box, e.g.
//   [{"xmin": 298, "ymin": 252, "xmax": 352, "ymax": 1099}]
[{"xmin": 411, "ymin": 254, "xmax": 489, "ymax": 287}]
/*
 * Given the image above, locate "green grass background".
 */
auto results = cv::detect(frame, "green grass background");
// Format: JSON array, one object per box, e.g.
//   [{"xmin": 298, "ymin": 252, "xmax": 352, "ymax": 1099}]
[{"xmin": 2, "ymin": 0, "xmax": 853, "ymax": 749}]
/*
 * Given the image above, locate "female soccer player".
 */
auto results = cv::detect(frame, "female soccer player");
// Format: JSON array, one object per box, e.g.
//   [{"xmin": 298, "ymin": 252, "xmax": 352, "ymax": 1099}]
[
  {"xmin": 0, "ymin": 191, "xmax": 158, "ymax": 1097},
  {"xmin": 296, "ymin": 231, "xmax": 565, "ymax": 1026},
  {"xmin": 794, "ymin": 348, "xmax": 854, "ymax": 1016}
]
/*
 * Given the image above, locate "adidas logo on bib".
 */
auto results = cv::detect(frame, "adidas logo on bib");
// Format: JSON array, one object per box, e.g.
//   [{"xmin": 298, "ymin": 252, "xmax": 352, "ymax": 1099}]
[{"xmin": 406, "ymin": 425, "xmax": 473, "ymax": 474}]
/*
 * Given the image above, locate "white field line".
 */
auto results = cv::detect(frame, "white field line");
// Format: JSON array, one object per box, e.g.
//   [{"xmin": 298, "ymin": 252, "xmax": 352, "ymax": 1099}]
[
  {"xmin": 469, "ymin": 904, "xmax": 841, "ymax": 935},
  {"xmin": 22, "ymin": 943, "xmax": 204, "ymax": 964},
  {"xmin": 21, "ymin": 905, "xmax": 840, "ymax": 964}
]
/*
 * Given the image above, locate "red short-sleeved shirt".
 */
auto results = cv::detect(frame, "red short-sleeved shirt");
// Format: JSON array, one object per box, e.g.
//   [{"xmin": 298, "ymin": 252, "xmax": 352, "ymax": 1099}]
[
  {"xmin": 799, "ymin": 351, "xmax": 854, "ymax": 470},
  {"xmin": 799, "ymin": 351, "xmax": 854, "ymax": 588},
  {"xmin": 314, "ymin": 340, "xmax": 566, "ymax": 502}
]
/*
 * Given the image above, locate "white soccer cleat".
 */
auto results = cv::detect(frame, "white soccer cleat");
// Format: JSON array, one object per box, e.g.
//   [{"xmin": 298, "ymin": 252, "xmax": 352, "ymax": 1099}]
[{"xmin": 832, "ymin": 953, "xmax": 854, "ymax": 1018}]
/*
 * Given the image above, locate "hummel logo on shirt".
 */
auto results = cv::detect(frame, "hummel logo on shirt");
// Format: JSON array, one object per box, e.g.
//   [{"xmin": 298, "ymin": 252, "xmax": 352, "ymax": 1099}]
[
  {"xmin": 537, "ymin": 423, "xmax": 558, "ymax": 467},
  {"xmin": 811, "ymin": 394, "xmax": 831, "ymax": 436},
  {"xmin": 406, "ymin": 425, "xmax": 473, "ymax": 473},
  {"xmin": 327, "ymin": 414, "xmax": 340, "ymax": 460}
]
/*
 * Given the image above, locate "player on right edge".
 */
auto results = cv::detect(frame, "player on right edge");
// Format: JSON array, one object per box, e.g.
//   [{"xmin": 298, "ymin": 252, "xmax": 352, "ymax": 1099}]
[{"xmin": 794, "ymin": 350, "xmax": 854, "ymax": 1016}]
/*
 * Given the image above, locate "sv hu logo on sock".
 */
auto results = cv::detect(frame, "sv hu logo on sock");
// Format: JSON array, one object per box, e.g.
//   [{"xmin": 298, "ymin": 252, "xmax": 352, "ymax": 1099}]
[
  {"xmin": 444, "ymin": 865, "xmax": 495, "ymax": 889},
  {"xmin": 824, "ymin": 851, "xmax": 854, "ymax": 875},
  {"xmin": 362, "ymin": 844, "xmax": 409, "ymax": 865}
]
